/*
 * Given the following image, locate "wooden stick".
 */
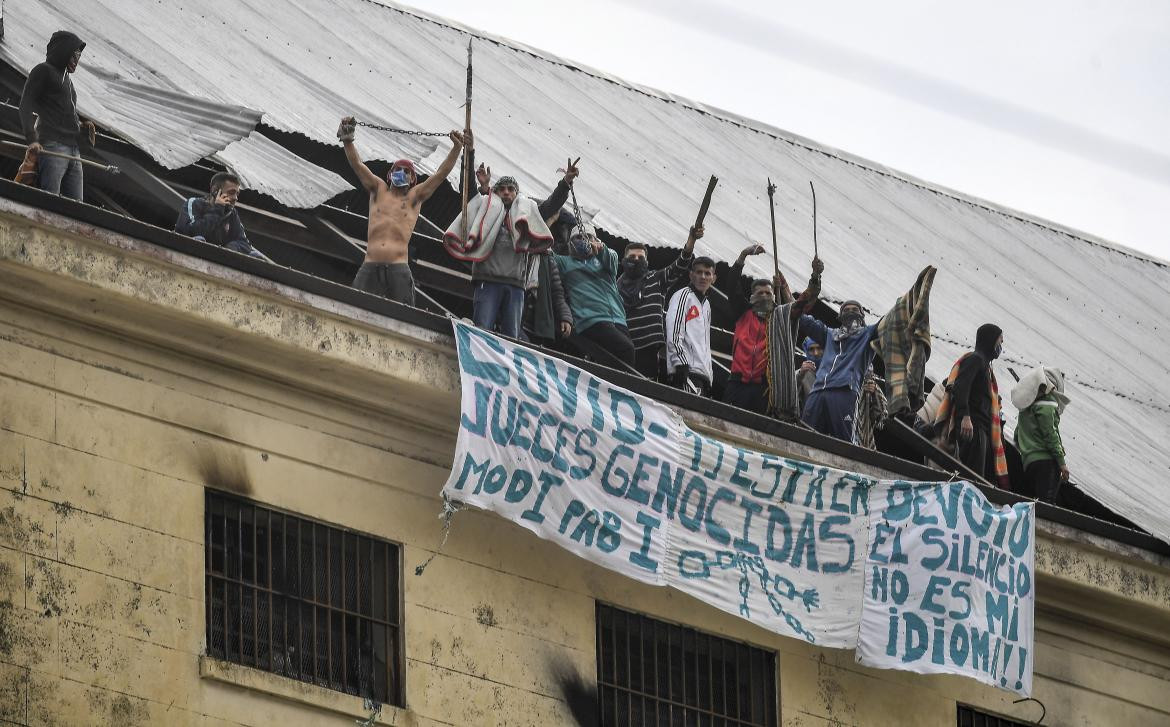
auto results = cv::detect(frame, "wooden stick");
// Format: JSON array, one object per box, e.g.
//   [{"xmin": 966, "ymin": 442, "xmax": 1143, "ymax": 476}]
[
  {"xmin": 460, "ymin": 39, "xmax": 473, "ymax": 244},
  {"xmin": 693, "ymin": 175, "xmax": 718, "ymax": 232},
  {"xmin": 767, "ymin": 177, "xmax": 779, "ymax": 278},
  {"xmin": 809, "ymin": 180, "xmax": 818, "ymax": 258}
]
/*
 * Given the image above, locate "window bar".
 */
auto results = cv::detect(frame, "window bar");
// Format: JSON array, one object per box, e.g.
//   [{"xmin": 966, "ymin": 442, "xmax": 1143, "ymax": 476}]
[
  {"xmin": 236, "ymin": 503, "xmax": 244, "ymax": 664},
  {"xmin": 653, "ymin": 618, "xmax": 661, "ymax": 725},
  {"xmin": 287, "ymin": 519, "xmax": 297, "ymax": 679},
  {"xmin": 205, "ymin": 505, "xmax": 213, "ymax": 657},
  {"xmin": 325, "ymin": 526, "xmax": 333, "ymax": 688},
  {"xmin": 617, "ymin": 608, "xmax": 627, "ymax": 721},
  {"xmin": 312, "ymin": 524, "xmax": 319, "ymax": 685},
  {"xmin": 251, "ymin": 505, "xmax": 258, "ymax": 668},
  {"xmin": 266, "ymin": 509, "xmax": 274, "ymax": 673},
  {"xmin": 222, "ymin": 504, "xmax": 230, "ymax": 661},
  {"xmin": 669, "ymin": 618, "xmax": 678, "ymax": 725},
  {"xmin": 340, "ymin": 534, "xmax": 347, "ymax": 692},
  {"xmin": 388, "ymin": 540, "xmax": 397, "ymax": 702},
  {"xmin": 680, "ymin": 625, "xmax": 688, "ymax": 724}
]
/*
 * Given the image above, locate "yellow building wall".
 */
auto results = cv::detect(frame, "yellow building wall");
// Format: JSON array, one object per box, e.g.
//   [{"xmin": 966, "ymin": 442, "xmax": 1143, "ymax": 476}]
[{"xmin": 1, "ymin": 203, "xmax": 1169, "ymax": 726}]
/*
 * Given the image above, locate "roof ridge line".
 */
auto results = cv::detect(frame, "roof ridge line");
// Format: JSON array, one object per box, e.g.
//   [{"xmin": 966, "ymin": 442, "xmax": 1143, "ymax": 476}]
[{"xmin": 370, "ymin": 0, "xmax": 1168, "ymax": 270}]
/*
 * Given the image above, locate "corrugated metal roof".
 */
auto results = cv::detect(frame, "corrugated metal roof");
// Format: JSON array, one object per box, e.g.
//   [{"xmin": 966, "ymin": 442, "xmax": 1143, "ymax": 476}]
[
  {"xmin": 214, "ymin": 132, "xmax": 350, "ymax": 209},
  {"xmin": 0, "ymin": 4, "xmax": 263, "ymax": 168},
  {"xmin": 3, "ymin": 0, "xmax": 1168, "ymax": 544}
]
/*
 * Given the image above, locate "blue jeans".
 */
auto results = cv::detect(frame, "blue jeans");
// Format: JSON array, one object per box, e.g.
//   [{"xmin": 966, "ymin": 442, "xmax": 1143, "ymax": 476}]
[
  {"xmin": 37, "ymin": 142, "xmax": 83, "ymax": 201},
  {"xmin": 472, "ymin": 281, "xmax": 524, "ymax": 338}
]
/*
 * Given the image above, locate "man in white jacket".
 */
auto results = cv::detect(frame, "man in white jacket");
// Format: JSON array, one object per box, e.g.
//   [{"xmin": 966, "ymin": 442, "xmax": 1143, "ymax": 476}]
[{"xmin": 665, "ymin": 256, "xmax": 717, "ymax": 395}]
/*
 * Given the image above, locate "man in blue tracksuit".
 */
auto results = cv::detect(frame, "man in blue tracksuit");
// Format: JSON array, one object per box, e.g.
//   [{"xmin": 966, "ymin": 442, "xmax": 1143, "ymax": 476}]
[{"xmin": 798, "ymin": 298, "xmax": 879, "ymax": 442}]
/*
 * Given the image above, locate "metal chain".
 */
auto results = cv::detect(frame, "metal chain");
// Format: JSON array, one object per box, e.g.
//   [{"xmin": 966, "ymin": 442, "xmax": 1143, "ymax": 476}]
[{"xmin": 354, "ymin": 120, "xmax": 448, "ymax": 137}]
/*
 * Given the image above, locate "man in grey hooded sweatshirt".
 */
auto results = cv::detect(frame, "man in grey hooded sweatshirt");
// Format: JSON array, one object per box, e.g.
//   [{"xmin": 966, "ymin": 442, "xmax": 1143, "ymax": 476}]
[{"xmin": 19, "ymin": 30, "xmax": 95, "ymax": 201}]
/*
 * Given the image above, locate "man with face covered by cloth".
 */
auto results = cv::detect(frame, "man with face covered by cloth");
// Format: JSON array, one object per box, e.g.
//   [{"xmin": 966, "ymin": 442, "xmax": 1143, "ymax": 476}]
[
  {"xmin": 797, "ymin": 273, "xmax": 883, "ymax": 441},
  {"xmin": 19, "ymin": 30, "xmax": 97, "ymax": 200},
  {"xmin": 616, "ymin": 226, "xmax": 701, "ymax": 379},
  {"xmin": 339, "ymin": 117, "xmax": 465, "ymax": 306},
  {"xmin": 721, "ymin": 252, "xmax": 823, "ymax": 416},
  {"xmin": 934, "ymin": 324, "xmax": 1010, "ymax": 487},
  {"xmin": 553, "ymin": 221, "xmax": 636, "ymax": 367}
]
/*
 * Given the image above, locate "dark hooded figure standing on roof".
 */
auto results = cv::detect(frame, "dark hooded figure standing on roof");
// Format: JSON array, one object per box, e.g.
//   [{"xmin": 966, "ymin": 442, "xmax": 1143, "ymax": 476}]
[
  {"xmin": 933, "ymin": 323, "xmax": 1010, "ymax": 487},
  {"xmin": 338, "ymin": 116, "xmax": 465, "ymax": 306},
  {"xmin": 19, "ymin": 30, "xmax": 96, "ymax": 201}
]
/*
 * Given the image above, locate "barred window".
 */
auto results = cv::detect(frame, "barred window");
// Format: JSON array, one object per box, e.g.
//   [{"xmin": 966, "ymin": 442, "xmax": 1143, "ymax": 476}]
[
  {"xmin": 596, "ymin": 603, "xmax": 777, "ymax": 726},
  {"xmin": 205, "ymin": 491, "xmax": 402, "ymax": 705},
  {"xmin": 958, "ymin": 705, "xmax": 1032, "ymax": 727}
]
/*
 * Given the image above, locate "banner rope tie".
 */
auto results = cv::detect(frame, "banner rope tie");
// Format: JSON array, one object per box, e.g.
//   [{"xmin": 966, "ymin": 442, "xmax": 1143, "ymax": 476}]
[{"xmin": 414, "ymin": 494, "xmax": 462, "ymax": 576}]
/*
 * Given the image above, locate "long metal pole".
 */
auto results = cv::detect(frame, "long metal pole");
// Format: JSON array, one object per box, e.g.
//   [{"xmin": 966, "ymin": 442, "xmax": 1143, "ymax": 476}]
[
  {"xmin": 767, "ymin": 177, "xmax": 779, "ymax": 278},
  {"xmin": 460, "ymin": 39, "xmax": 473, "ymax": 244},
  {"xmin": 1, "ymin": 140, "xmax": 119, "ymax": 174}
]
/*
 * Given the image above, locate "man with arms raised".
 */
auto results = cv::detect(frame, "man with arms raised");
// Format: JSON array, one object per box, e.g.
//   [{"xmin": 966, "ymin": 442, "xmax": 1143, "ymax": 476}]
[{"xmin": 338, "ymin": 117, "xmax": 466, "ymax": 305}]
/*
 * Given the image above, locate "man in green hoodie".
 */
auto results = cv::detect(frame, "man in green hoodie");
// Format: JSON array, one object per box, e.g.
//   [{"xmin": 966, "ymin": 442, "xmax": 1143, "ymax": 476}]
[
  {"xmin": 1012, "ymin": 367, "xmax": 1071, "ymax": 502},
  {"xmin": 19, "ymin": 30, "xmax": 95, "ymax": 201}
]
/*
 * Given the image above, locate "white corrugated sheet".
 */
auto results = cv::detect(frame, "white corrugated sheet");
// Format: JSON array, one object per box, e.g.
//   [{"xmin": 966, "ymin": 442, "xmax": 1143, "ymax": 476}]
[
  {"xmin": 3, "ymin": 0, "xmax": 1168, "ymax": 543},
  {"xmin": 214, "ymin": 132, "xmax": 350, "ymax": 210}
]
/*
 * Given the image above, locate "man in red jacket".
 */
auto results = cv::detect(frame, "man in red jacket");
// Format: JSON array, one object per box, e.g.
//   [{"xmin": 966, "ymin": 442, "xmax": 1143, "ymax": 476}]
[{"xmin": 723, "ymin": 255, "xmax": 823, "ymax": 415}]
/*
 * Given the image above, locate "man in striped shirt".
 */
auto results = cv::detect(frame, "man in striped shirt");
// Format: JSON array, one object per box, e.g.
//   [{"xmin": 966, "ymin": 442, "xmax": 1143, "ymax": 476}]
[{"xmin": 616, "ymin": 225, "xmax": 702, "ymax": 380}]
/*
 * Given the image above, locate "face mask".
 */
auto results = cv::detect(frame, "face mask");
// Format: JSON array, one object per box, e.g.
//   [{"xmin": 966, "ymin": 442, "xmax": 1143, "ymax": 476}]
[
  {"xmin": 623, "ymin": 258, "xmax": 647, "ymax": 277},
  {"xmin": 751, "ymin": 298, "xmax": 775, "ymax": 317},
  {"xmin": 993, "ymin": 344, "xmax": 1003, "ymax": 359},
  {"xmin": 570, "ymin": 235, "xmax": 592, "ymax": 258},
  {"xmin": 389, "ymin": 169, "xmax": 411, "ymax": 187},
  {"xmin": 841, "ymin": 311, "xmax": 864, "ymax": 329}
]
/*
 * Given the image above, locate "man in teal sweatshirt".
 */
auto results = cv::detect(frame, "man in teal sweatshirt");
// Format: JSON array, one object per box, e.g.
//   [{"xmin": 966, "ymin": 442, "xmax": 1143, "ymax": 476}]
[{"xmin": 553, "ymin": 221, "xmax": 635, "ymax": 368}]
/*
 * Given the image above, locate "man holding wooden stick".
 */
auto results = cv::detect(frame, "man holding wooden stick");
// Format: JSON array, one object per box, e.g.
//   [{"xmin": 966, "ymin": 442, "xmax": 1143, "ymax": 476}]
[
  {"xmin": 19, "ymin": 30, "xmax": 96, "ymax": 201},
  {"xmin": 338, "ymin": 117, "xmax": 466, "ymax": 306}
]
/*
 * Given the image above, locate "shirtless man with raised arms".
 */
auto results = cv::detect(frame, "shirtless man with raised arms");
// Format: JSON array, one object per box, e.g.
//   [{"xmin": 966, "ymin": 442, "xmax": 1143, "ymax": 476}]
[{"xmin": 338, "ymin": 116, "xmax": 466, "ymax": 305}]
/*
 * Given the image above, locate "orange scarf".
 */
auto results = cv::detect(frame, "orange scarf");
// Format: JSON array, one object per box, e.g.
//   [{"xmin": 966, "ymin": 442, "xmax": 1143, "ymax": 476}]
[{"xmin": 934, "ymin": 353, "xmax": 1009, "ymax": 487}]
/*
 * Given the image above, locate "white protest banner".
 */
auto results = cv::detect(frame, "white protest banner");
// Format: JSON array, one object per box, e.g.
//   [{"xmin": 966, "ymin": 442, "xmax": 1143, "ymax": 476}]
[
  {"xmin": 442, "ymin": 321, "xmax": 874, "ymax": 648},
  {"xmin": 662, "ymin": 427, "xmax": 874, "ymax": 646},
  {"xmin": 857, "ymin": 481, "xmax": 1035, "ymax": 696}
]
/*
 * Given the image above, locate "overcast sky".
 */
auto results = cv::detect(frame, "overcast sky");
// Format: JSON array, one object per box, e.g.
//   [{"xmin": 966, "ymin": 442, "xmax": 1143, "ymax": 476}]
[{"xmin": 401, "ymin": 0, "xmax": 1170, "ymax": 263}]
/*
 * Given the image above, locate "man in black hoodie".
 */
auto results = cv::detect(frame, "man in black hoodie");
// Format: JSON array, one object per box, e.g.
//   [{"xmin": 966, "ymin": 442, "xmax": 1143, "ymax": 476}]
[
  {"xmin": 949, "ymin": 323, "xmax": 1005, "ymax": 482},
  {"xmin": 19, "ymin": 31, "xmax": 94, "ymax": 201}
]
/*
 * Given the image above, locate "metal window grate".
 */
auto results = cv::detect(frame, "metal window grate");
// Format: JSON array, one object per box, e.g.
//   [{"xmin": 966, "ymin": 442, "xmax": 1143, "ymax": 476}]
[
  {"xmin": 205, "ymin": 491, "xmax": 402, "ymax": 705},
  {"xmin": 957, "ymin": 705, "xmax": 1032, "ymax": 727},
  {"xmin": 596, "ymin": 603, "xmax": 778, "ymax": 727}
]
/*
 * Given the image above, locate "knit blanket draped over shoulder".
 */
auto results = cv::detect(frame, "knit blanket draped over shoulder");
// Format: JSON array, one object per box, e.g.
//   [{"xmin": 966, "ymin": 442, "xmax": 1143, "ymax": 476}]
[
  {"xmin": 873, "ymin": 265, "xmax": 936, "ymax": 416},
  {"xmin": 934, "ymin": 353, "xmax": 1009, "ymax": 487},
  {"xmin": 766, "ymin": 302, "xmax": 799, "ymax": 420},
  {"xmin": 443, "ymin": 193, "xmax": 554, "ymax": 262},
  {"xmin": 854, "ymin": 370, "xmax": 889, "ymax": 450}
]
